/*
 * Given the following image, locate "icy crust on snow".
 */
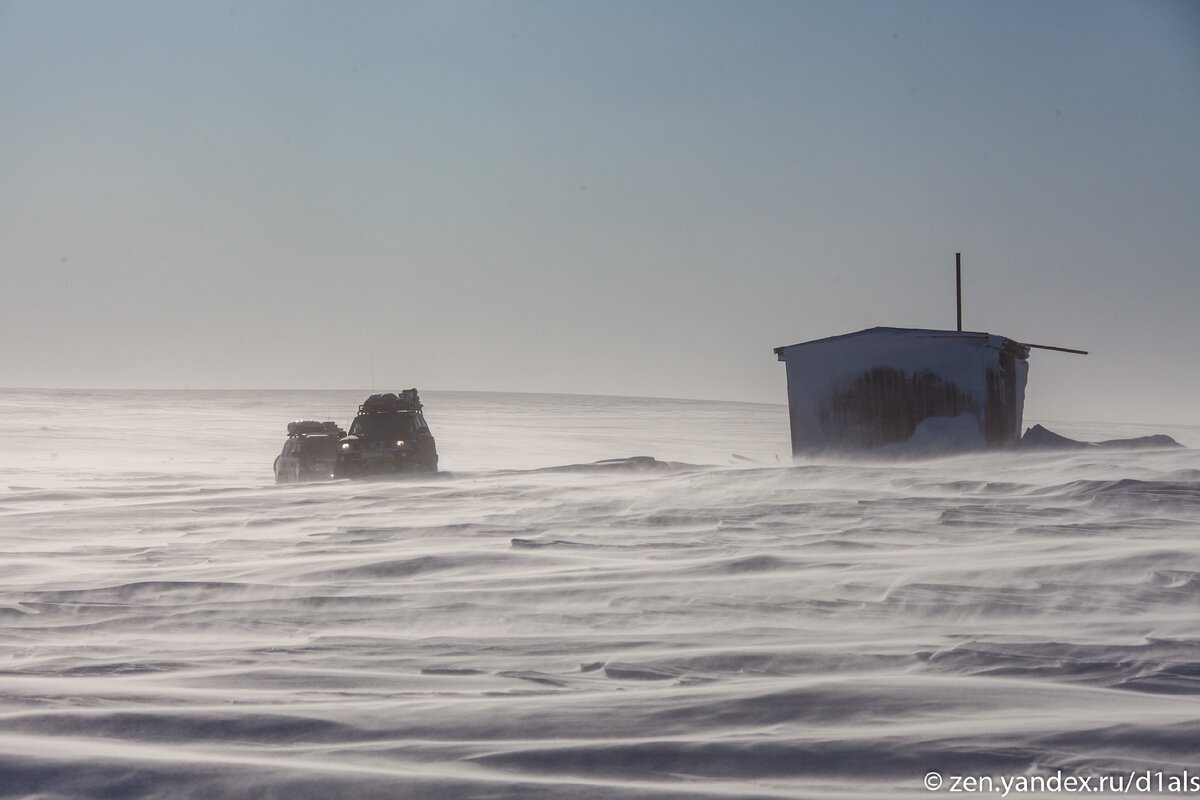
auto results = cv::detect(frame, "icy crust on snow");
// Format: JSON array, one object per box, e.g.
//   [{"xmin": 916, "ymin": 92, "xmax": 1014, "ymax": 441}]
[
  {"xmin": 1020, "ymin": 424, "xmax": 1184, "ymax": 450},
  {"xmin": 874, "ymin": 419, "xmax": 1183, "ymax": 459},
  {"xmin": 777, "ymin": 330, "xmax": 1027, "ymax": 452}
]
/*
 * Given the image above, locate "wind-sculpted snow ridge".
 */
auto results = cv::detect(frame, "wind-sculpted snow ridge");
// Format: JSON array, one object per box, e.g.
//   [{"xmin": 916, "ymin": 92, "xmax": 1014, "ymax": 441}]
[{"xmin": 0, "ymin": 390, "xmax": 1198, "ymax": 798}]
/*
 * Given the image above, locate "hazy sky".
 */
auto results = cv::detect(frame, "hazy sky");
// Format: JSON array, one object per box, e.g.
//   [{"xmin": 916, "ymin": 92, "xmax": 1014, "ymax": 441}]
[{"xmin": 2, "ymin": 0, "xmax": 1197, "ymax": 424}]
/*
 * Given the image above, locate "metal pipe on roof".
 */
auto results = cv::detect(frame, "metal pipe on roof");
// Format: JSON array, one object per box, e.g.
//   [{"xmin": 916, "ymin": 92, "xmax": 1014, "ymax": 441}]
[
  {"xmin": 1021, "ymin": 342, "xmax": 1090, "ymax": 355},
  {"xmin": 956, "ymin": 253, "xmax": 963, "ymax": 332}
]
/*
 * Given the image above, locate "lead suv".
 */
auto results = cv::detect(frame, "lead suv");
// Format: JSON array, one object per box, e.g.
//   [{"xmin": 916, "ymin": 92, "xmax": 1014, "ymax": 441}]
[{"xmin": 337, "ymin": 390, "xmax": 438, "ymax": 475}]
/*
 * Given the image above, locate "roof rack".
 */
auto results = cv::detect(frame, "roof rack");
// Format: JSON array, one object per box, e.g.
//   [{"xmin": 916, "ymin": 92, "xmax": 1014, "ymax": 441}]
[
  {"xmin": 288, "ymin": 420, "xmax": 346, "ymax": 437},
  {"xmin": 358, "ymin": 389, "xmax": 422, "ymax": 415}
]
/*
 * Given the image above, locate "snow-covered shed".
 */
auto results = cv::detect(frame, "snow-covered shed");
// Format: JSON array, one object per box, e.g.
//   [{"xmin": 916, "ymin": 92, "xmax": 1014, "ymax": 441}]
[{"xmin": 774, "ymin": 327, "xmax": 1030, "ymax": 454}]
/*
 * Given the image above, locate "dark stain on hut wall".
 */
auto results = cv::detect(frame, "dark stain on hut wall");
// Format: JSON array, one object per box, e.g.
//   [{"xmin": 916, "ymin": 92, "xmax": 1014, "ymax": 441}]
[
  {"xmin": 984, "ymin": 343, "xmax": 1026, "ymax": 446},
  {"xmin": 819, "ymin": 367, "xmax": 980, "ymax": 449},
  {"xmin": 815, "ymin": 341, "xmax": 1028, "ymax": 449}
]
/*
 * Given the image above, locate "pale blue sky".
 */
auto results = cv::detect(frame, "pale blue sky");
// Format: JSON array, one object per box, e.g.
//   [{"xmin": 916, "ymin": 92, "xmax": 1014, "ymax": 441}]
[{"xmin": 2, "ymin": 1, "xmax": 1197, "ymax": 423}]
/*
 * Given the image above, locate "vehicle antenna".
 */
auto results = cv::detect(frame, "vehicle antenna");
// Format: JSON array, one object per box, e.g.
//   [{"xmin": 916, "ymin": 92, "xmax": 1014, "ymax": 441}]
[{"xmin": 370, "ymin": 353, "xmax": 375, "ymax": 392}]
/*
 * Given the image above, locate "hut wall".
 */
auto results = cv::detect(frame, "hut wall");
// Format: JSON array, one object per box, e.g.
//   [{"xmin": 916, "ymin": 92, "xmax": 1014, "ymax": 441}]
[{"xmin": 779, "ymin": 332, "xmax": 1027, "ymax": 454}]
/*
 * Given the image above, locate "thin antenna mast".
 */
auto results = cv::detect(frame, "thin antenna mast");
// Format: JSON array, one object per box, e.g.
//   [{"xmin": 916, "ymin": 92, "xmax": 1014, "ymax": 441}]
[
  {"xmin": 955, "ymin": 252, "xmax": 963, "ymax": 332},
  {"xmin": 370, "ymin": 353, "xmax": 375, "ymax": 391},
  {"xmin": 950, "ymin": 250, "xmax": 1087, "ymax": 354}
]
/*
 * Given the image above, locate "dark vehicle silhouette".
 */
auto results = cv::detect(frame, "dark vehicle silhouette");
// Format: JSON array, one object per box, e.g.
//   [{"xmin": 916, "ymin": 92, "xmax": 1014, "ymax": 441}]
[
  {"xmin": 274, "ymin": 420, "xmax": 346, "ymax": 483},
  {"xmin": 337, "ymin": 390, "xmax": 438, "ymax": 476}
]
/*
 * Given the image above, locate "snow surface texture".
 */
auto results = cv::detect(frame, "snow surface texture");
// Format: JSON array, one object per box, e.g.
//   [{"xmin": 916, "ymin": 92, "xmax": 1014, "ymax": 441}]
[{"xmin": 1, "ymin": 389, "xmax": 1198, "ymax": 799}]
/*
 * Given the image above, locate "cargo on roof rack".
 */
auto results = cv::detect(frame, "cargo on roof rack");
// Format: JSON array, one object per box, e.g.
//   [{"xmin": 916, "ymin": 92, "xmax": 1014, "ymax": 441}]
[
  {"xmin": 358, "ymin": 389, "xmax": 422, "ymax": 414},
  {"xmin": 287, "ymin": 420, "xmax": 346, "ymax": 437}
]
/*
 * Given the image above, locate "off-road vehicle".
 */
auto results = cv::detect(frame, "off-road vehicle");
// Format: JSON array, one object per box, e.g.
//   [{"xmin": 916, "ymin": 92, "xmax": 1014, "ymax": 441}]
[
  {"xmin": 273, "ymin": 420, "xmax": 346, "ymax": 483},
  {"xmin": 337, "ymin": 390, "xmax": 438, "ymax": 475}
]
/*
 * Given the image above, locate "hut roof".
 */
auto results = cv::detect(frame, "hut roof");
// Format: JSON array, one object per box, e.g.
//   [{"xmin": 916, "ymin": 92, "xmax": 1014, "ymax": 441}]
[{"xmin": 774, "ymin": 327, "xmax": 1028, "ymax": 358}]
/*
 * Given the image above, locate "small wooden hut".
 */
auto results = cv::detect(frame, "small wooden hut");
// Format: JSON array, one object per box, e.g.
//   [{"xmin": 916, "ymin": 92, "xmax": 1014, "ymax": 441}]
[{"xmin": 774, "ymin": 327, "xmax": 1031, "ymax": 454}]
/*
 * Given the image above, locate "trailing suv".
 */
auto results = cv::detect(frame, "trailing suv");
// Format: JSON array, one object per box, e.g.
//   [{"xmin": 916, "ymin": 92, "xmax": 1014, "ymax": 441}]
[
  {"xmin": 274, "ymin": 420, "xmax": 346, "ymax": 483},
  {"xmin": 337, "ymin": 390, "xmax": 438, "ymax": 475}
]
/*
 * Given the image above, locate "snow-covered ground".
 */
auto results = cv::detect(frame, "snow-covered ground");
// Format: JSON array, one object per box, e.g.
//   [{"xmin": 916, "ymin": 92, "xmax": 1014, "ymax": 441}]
[{"xmin": 1, "ymin": 389, "xmax": 1197, "ymax": 798}]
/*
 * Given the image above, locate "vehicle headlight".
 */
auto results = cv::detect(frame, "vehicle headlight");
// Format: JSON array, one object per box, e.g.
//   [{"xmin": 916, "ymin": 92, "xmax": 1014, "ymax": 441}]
[
  {"xmin": 395, "ymin": 439, "xmax": 406, "ymax": 447},
  {"xmin": 340, "ymin": 442, "xmax": 351, "ymax": 450}
]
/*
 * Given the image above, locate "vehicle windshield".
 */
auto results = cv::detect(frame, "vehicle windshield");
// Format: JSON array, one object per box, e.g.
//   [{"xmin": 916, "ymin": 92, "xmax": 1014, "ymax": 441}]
[
  {"xmin": 350, "ymin": 413, "xmax": 416, "ymax": 439},
  {"xmin": 300, "ymin": 438, "xmax": 336, "ymax": 458}
]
